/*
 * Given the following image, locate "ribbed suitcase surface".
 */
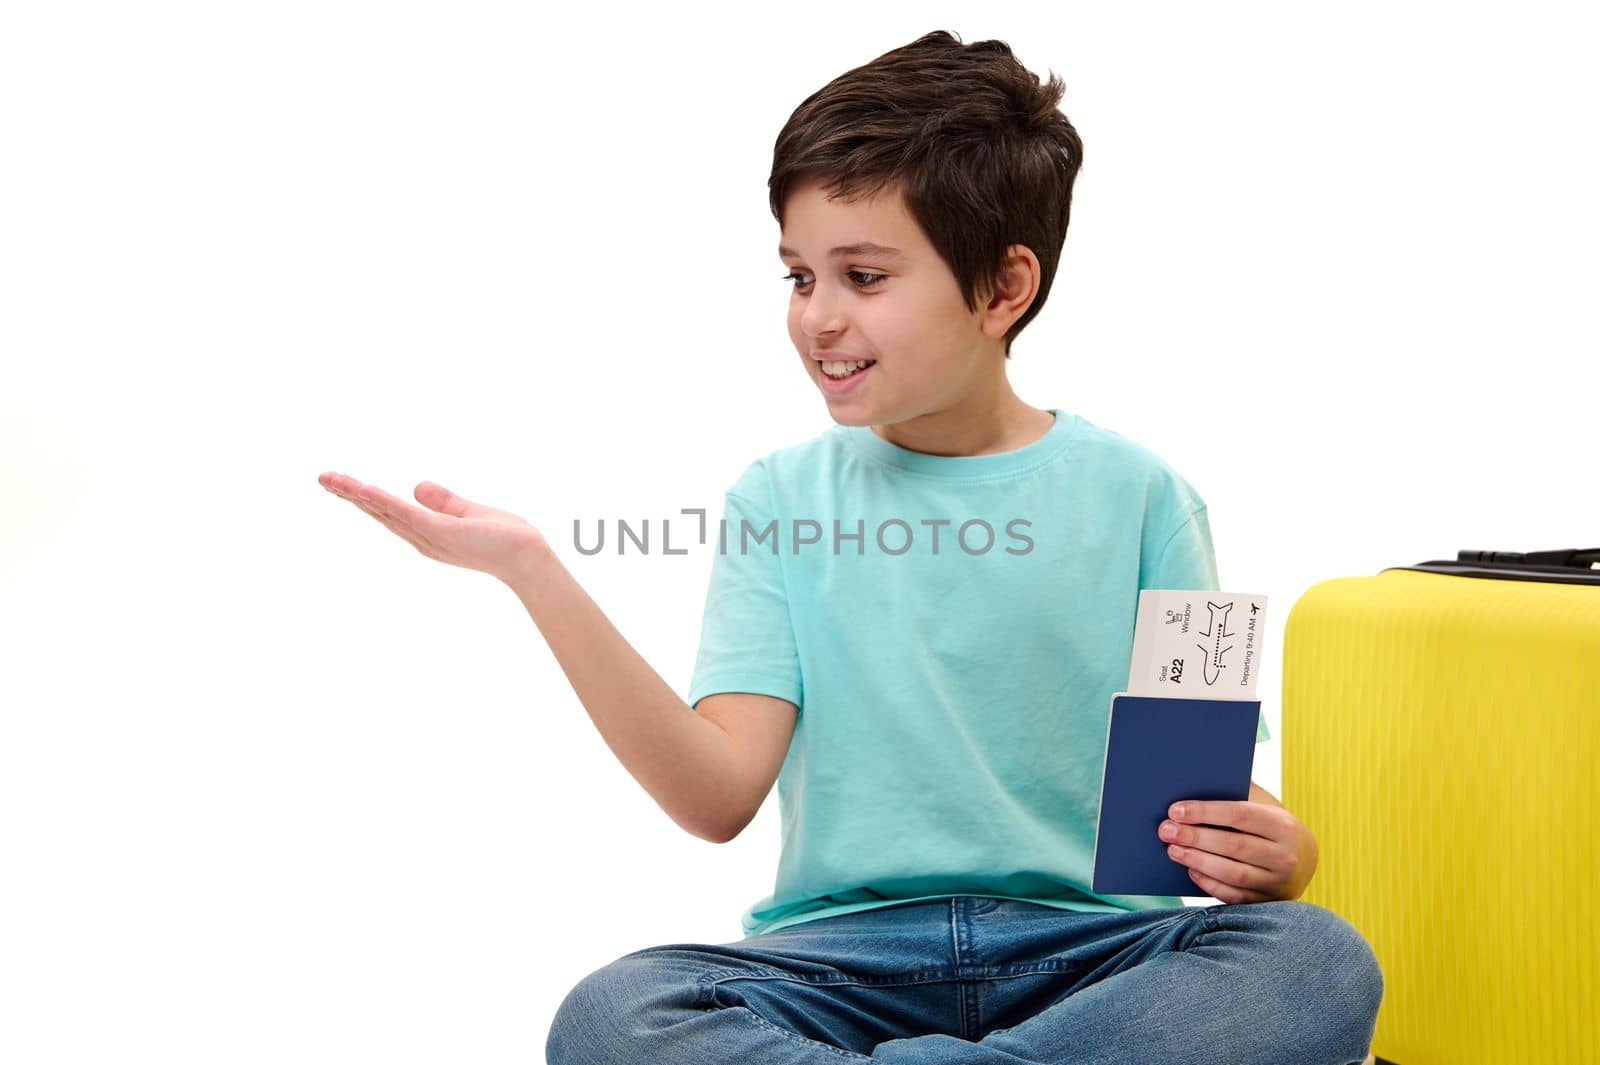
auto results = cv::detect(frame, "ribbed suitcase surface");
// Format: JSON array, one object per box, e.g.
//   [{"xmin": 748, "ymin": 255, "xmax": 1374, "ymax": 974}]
[{"xmin": 1283, "ymin": 555, "xmax": 1599, "ymax": 1065}]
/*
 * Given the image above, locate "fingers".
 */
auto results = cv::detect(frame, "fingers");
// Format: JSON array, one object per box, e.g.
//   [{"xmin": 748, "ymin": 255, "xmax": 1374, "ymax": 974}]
[
  {"xmin": 1160, "ymin": 818, "xmax": 1274, "ymax": 867},
  {"xmin": 1161, "ymin": 803, "xmax": 1295, "ymax": 903},
  {"xmin": 346, "ymin": 482, "xmax": 445, "ymax": 544},
  {"xmin": 322, "ymin": 475, "xmax": 445, "ymax": 559},
  {"xmin": 1164, "ymin": 832, "xmax": 1273, "ymax": 888},
  {"xmin": 349, "ymin": 494, "xmax": 442, "ymax": 559},
  {"xmin": 1169, "ymin": 799, "xmax": 1293, "ymax": 842},
  {"xmin": 1184, "ymin": 866, "xmax": 1274, "ymax": 905},
  {"xmin": 1167, "ymin": 839, "xmax": 1275, "ymax": 899},
  {"xmin": 364, "ymin": 491, "xmax": 450, "ymax": 556},
  {"xmin": 325, "ymin": 473, "xmax": 522, "ymax": 532},
  {"xmin": 354, "ymin": 481, "xmax": 420, "ymax": 521}
]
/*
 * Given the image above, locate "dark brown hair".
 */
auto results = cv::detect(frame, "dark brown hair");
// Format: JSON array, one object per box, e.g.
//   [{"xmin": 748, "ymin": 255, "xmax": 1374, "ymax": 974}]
[{"xmin": 769, "ymin": 30, "xmax": 1084, "ymax": 358}]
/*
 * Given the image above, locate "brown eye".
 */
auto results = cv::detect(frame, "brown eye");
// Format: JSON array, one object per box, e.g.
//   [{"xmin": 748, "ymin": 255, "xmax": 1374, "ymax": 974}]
[{"xmin": 780, "ymin": 271, "xmax": 886, "ymax": 291}]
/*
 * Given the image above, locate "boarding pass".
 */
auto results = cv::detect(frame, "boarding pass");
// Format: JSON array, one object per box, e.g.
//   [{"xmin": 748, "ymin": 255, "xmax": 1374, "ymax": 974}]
[{"xmin": 1126, "ymin": 589, "xmax": 1268, "ymax": 700}]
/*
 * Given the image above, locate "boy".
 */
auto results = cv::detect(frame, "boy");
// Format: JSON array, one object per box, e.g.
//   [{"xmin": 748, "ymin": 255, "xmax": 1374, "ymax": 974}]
[{"xmin": 323, "ymin": 29, "xmax": 1382, "ymax": 1064}]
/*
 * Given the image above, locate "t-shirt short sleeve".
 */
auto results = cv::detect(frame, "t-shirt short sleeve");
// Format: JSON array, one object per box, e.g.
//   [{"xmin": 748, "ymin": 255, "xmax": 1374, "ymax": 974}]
[
  {"xmin": 686, "ymin": 463, "xmax": 804, "ymax": 714},
  {"xmin": 1143, "ymin": 505, "xmax": 1271, "ymax": 744}
]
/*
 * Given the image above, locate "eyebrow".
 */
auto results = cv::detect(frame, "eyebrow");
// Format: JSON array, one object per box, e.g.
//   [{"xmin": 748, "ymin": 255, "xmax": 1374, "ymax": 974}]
[{"xmin": 777, "ymin": 241, "xmax": 904, "ymax": 261}]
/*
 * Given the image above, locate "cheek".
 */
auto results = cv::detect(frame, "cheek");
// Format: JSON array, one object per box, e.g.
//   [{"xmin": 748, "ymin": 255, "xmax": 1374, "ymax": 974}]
[{"xmin": 868, "ymin": 307, "xmax": 931, "ymax": 361}]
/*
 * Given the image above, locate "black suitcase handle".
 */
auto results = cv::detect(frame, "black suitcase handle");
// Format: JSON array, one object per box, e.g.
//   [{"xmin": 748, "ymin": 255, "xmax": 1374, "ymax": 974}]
[{"xmin": 1384, "ymin": 547, "xmax": 1600, "ymax": 586}]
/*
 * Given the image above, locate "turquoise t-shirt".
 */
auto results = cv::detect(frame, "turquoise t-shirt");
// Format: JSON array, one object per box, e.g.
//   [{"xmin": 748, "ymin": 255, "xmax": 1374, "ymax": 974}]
[{"xmin": 686, "ymin": 408, "xmax": 1269, "ymax": 940}]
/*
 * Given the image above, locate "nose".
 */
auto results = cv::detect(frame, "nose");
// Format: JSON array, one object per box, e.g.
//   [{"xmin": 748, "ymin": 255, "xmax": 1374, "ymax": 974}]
[{"xmin": 799, "ymin": 282, "xmax": 846, "ymax": 339}]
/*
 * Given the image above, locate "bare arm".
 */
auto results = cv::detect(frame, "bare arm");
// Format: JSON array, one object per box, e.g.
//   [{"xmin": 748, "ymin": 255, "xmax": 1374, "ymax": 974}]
[
  {"xmin": 506, "ymin": 539, "xmax": 754, "ymax": 843},
  {"xmin": 319, "ymin": 472, "xmax": 752, "ymax": 844},
  {"xmin": 1249, "ymin": 780, "xmax": 1283, "ymax": 808}
]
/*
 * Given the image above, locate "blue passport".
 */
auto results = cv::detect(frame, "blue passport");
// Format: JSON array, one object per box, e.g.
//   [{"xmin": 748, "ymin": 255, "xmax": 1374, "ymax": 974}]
[{"xmin": 1090, "ymin": 693, "xmax": 1262, "ymax": 897}]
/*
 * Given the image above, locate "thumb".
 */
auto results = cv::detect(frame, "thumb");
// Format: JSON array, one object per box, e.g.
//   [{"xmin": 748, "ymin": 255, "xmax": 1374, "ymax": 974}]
[{"xmin": 414, "ymin": 481, "xmax": 481, "ymax": 518}]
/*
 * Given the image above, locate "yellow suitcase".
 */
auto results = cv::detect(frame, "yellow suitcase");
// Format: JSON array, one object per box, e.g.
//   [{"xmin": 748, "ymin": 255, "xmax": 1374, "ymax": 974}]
[{"xmin": 1283, "ymin": 548, "xmax": 1600, "ymax": 1065}]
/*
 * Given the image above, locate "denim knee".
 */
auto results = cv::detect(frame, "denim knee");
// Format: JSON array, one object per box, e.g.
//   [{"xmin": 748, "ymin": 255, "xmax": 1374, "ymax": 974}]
[
  {"xmin": 546, "ymin": 962, "xmax": 629, "ymax": 1065},
  {"xmin": 546, "ymin": 952, "xmax": 708, "ymax": 1064},
  {"xmin": 1276, "ymin": 900, "xmax": 1385, "ymax": 1020}
]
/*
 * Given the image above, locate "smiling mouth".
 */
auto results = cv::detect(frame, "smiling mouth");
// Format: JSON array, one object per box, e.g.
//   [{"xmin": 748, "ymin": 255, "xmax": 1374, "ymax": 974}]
[{"xmin": 819, "ymin": 359, "xmax": 877, "ymax": 379}]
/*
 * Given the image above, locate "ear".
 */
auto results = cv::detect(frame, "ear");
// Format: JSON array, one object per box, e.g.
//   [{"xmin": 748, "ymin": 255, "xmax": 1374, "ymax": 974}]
[{"xmin": 979, "ymin": 243, "xmax": 1041, "ymax": 342}]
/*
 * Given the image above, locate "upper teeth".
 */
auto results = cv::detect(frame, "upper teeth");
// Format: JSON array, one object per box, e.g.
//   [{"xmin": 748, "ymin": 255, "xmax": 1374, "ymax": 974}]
[{"xmin": 822, "ymin": 360, "xmax": 872, "ymax": 377}]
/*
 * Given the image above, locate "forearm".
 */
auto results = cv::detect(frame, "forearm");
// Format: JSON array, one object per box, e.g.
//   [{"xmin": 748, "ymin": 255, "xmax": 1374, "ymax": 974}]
[{"xmin": 505, "ymin": 538, "xmax": 743, "ymax": 843}]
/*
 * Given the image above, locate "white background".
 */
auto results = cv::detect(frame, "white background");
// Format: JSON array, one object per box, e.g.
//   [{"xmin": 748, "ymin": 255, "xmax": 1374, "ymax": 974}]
[{"xmin": 2, "ymin": 2, "xmax": 1594, "ymax": 1061}]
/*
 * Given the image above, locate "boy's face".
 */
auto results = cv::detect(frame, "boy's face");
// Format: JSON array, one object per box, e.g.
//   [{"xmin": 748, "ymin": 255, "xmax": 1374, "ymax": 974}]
[{"xmin": 778, "ymin": 176, "xmax": 1012, "ymax": 428}]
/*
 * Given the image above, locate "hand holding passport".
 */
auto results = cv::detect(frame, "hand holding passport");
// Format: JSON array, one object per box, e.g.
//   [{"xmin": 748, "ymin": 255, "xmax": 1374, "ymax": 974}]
[{"xmin": 1091, "ymin": 590, "xmax": 1268, "ymax": 897}]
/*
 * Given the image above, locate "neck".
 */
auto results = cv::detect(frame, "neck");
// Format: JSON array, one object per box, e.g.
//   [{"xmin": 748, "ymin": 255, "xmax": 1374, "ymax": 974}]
[{"xmin": 870, "ymin": 382, "xmax": 1052, "ymax": 458}]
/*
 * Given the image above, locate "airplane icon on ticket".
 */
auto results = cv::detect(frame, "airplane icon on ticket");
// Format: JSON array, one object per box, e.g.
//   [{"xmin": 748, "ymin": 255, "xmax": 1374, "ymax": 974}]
[{"xmin": 1126, "ymin": 590, "xmax": 1267, "ymax": 701}]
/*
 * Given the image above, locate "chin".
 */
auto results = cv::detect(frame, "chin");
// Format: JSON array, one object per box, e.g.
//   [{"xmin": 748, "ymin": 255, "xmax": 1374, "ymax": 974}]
[{"xmin": 820, "ymin": 404, "xmax": 878, "ymax": 427}]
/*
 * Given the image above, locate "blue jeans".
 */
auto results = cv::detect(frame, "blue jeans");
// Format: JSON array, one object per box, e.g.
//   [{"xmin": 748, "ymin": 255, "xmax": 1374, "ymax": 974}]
[{"xmin": 546, "ymin": 895, "xmax": 1383, "ymax": 1063}]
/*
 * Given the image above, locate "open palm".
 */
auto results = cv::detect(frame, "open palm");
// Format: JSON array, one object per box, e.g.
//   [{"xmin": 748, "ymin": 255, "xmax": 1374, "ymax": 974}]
[{"xmin": 319, "ymin": 471, "xmax": 547, "ymax": 585}]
